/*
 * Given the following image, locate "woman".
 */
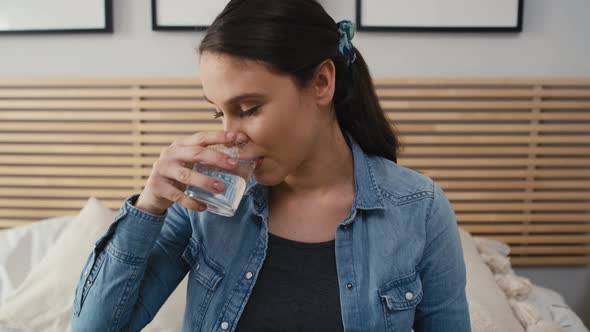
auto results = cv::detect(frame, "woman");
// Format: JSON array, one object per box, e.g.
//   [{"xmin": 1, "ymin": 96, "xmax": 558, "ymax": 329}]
[{"xmin": 72, "ymin": 0, "xmax": 470, "ymax": 331}]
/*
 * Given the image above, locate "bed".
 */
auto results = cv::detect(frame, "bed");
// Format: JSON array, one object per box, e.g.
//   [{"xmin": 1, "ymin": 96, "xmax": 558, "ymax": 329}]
[{"xmin": 0, "ymin": 78, "xmax": 588, "ymax": 331}]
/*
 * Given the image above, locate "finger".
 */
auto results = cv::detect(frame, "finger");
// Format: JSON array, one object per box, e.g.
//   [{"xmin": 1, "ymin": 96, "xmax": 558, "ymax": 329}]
[
  {"xmin": 173, "ymin": 145, "xmax": 238, "ymax": 170},
  {"xmin": 176, "ymin": 131, "xmax": 236, "ymax": 147},
  {"xmin": 163, "ymin": 175, "xmax": 187, "ymax": 192},
  {"xmin": 162, "ymin": 164, "xmax": 227, "ymax": 195},
  {"xmin": 235, "ymin": 132, "xmax": 249, "ymax": 145},
  {"xmin": 157, "ymin": 180, "xmax": 208, "ymax": 212}
]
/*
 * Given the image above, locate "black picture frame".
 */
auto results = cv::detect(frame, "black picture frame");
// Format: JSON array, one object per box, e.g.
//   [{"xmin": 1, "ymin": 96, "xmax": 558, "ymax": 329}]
[
  {"xmin": 152, "ymin": 0, "xmax": 227, "ymax": 31},
  {"xmin": 356, "ymin": 0, "xmax": 523, "ymax": 32},
  {"xmin": 0, "ymin": 0, "xmax": 113, "ymax": 34}
]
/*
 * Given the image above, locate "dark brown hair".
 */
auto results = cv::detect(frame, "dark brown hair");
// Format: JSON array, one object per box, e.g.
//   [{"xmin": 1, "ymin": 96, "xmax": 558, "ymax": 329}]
[{"xmin": 199, "ymin": 0, "xmax": 400, "ymax": 163}]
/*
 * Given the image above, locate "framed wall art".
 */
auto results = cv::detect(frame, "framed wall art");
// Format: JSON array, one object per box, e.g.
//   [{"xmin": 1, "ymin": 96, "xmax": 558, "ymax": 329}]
[
  {"xmin": 356, "ymin": 0, "xmax": 523, "ymax": 32},
  {"xmin": 152, "ymin": 0, "xmax": 229, "ymax": 31},
  {"xmin": 0, "ymin": 0, "xmax": 112, "ymax": 34}
]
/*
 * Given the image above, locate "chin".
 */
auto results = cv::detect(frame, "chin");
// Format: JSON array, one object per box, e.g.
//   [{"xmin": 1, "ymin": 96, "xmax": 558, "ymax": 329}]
[
  {"xmin": 252, "ymin": 158, "xmax": 292, "ymax": 187},
  {"xmin": 254, "ymin": 175, "xmax": 283, "ymax": 187},
  {"xmin": 253, "ymin": 172, "xmax": 284, "ymax": 187}
]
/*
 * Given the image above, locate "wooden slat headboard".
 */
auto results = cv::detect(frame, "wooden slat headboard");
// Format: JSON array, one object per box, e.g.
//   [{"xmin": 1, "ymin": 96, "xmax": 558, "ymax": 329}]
[{"xmin": 1, "ymin": 78, "xmax": 589, "ymax": 266}]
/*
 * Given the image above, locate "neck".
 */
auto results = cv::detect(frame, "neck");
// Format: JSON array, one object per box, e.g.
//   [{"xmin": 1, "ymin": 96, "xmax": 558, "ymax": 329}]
[{"xmin": 274, "ymin": 124, "xmax": 354, "ymax": 198}]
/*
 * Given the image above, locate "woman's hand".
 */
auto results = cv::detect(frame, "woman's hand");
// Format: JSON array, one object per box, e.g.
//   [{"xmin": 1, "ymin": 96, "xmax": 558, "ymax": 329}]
[{"xmin": 135, "ymin": 131, "xmax": 243, "ymax": 215}]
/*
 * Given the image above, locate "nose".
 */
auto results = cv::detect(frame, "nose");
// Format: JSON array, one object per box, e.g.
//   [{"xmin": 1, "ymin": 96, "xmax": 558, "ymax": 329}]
[
  {"xmin": 222, "ymin": 117, "xmax": 239, "ymax": 133},
  {"xmin": 222, "ymin": 118, "xmax": 249, "ymax": 143}
]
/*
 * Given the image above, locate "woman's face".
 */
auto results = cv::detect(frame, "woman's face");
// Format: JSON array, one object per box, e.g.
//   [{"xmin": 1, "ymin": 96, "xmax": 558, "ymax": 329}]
[{"xmin": 199, "ymin": 52, "xmax": 335, "ymax": 186}]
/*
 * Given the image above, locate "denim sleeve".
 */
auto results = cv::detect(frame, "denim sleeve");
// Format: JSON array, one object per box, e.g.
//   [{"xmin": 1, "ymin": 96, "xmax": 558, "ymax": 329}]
[
  {"xmin": 413, "ymin": 181, "xmax": 472, "ymax": 332},
  {"xmin": 71, "ymin": 193, "xmax": 192, "ymax": 331}
]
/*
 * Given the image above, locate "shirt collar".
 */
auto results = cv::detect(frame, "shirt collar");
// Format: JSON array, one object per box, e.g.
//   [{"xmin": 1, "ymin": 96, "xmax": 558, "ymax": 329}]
[
  {"xmin": 344, "ymin": 131, "xmax": 386, "ymax": 210},
  {"xmin": 245, "ymin": 131, "xmax": 386, "ymax": 214}
]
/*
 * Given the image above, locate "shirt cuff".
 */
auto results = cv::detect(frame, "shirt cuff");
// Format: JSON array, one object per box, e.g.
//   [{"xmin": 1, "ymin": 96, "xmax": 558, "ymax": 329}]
[
  {"xmin": 125, "ymin": 193, "xmax": 168, "ymax": 221},
  {"xmin": 95, "ymin": 193, "xmax": 168, "ymax": 259}
]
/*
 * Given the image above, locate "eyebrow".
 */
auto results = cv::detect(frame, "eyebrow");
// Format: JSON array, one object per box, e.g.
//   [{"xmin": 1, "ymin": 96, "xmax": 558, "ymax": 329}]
[{"xmin": 203, "ymin": 92, "xmax": 266, "ymax": 106}]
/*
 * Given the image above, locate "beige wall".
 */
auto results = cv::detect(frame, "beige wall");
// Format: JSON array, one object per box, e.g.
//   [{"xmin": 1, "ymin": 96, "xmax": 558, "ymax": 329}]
[{"xmin": 1, "ymin": 0, "xmax": 589, "ymax": 78}]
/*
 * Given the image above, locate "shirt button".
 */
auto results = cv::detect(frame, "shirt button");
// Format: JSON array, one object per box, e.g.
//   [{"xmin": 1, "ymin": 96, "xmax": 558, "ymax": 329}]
[
  {"xmin": 346, "ymin": 282, "xmax": 353, "ymax": 289},
  {"xmin": 405, "ymin": 292, "xmax": 414, "ymax": 300},
  {"xmin": 245, "ymin": 272, "xmax": 253, "ymax": 280},
  {"xmin": 220, "ymin": 321, "xmax": 230, "ymax": 330},
  {"xmin": 342, "ymin": 225, "xmax": 348, "ymax": 231},
  {"xmin": 86, "ymin": 279, "xmax": 92, "ymax": 286}
]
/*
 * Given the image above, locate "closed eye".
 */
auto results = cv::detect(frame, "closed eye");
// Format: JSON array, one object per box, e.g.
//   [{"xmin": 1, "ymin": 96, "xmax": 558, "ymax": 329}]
[
  {"xmin": 212, "ymin": 106, "xmax": 259, "ymax": 119},
  {"xmin": 240, "ymin": 106, "xmax": 259, "ymax": 117}
]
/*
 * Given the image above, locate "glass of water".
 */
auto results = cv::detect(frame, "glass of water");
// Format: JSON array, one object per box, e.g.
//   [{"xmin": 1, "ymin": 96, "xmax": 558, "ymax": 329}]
[{"xmin": 184, "ymin": 141, "xmax": 256, "ymax": 217}]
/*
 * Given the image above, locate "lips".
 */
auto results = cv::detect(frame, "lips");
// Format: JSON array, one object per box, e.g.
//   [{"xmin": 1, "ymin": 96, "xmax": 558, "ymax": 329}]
[{"xmin": 255, "ymin": 157, "xmax": 264, "ymax": 170}]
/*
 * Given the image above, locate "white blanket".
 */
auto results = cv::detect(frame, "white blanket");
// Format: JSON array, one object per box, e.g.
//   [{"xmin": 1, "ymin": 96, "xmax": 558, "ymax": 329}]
[{"xmin": 0, "ymin": 215, "xmax": 74, "ymax": 306}]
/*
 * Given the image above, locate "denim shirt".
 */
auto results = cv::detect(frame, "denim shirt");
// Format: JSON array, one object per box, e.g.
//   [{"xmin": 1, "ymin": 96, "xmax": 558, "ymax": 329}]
[{"xmin": 71, "ymin": 133, "xmax": 471, "ymax": 332}]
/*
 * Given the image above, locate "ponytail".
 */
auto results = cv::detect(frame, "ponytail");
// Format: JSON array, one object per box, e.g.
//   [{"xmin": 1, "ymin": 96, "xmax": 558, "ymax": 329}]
[{"xmin": 333, "ymin": 48, "xmax": 401, "ymax": 163}]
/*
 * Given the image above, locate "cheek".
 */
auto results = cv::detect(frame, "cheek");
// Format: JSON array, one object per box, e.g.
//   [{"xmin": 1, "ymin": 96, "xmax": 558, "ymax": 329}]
[
  {"xmin": 267, "ymin": 110, "xmax": 307, "ymax": 152},
  {"xmin": 267, "ymin": 125, "xmax": 315, "ymax": 174},
  {"xmin": 250, "ymin": 104, "xmax": 298, "ymax": 147},
  {"xmin": 249, "ymin": 97, "xmax": 318, "ymax": 166}
]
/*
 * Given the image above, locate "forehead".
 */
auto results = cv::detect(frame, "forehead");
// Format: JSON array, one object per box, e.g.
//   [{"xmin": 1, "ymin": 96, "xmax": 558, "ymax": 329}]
[{"xmin": 199, "ymin": 52, "xmax": 296, "ymax": 103}]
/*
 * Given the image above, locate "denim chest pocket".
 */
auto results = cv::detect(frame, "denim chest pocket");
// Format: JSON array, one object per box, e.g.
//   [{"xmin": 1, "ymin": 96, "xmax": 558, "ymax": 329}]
[
  {"xmin": 182, "ymin": 237, "xmax": 225, "ymax": 290},
  {"xmin": 181, "ymin": 238, "xmax": 225, "ymax": 331},
  {"xmin": 378, "ymin": 271, "xmax": 423, "ymax": 331}
]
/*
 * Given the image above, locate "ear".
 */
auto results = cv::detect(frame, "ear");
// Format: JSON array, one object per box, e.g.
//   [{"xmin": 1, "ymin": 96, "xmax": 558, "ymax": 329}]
[{"xmin": 311, "ymin": 59, "xmax": 336, "ymax": 108}]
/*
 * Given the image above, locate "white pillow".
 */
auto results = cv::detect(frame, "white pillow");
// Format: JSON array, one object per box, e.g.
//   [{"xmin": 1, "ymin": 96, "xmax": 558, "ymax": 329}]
[
  {"xmin": 0, "ymin": 215, "xmax": 74, "ymax": 306},
  {"xmin": 0, "ymin": 197, "xmax": 187, "ymax": 331},
  {"xmin": 459, "ymin": 228, "xmax": 525, "ymax": 332},
  {"xmin": 473, "ymin": 236, "xmax": 511, "ymax": 257},
  {"xmin": 526, "ymin": 285, "xmax": 589, "ymax": 332}
]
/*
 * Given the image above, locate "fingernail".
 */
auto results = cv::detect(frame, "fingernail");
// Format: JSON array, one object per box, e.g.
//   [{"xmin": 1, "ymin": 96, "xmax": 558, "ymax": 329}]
[
  {"xmin": 236, "ymin": 133, "xmax": 248, "ymax": 143},
  {"xmin": 213, "ymin": 181, "xmax": 224, "ymax": 191},
  {"xmin": 199, "ymin": 204, "xmax": 207, "ymax": 211},
  {"xmin": 227, "ymin": 157, "xmax": 238, "ymax": 166},
  {"xmin": 226, "ymin": 132, "xmax": 236, "ymax": 140}
]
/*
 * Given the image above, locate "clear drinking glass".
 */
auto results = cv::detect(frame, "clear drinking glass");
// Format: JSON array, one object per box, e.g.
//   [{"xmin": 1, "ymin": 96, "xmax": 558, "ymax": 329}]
[{"xmin": 184, "ymin": 141, "xmax": 256, "ymax": 217}]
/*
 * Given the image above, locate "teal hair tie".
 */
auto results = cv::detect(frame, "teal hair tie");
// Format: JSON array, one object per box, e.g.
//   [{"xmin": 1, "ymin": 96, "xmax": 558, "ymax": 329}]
[{"xmin": 336, "ymin": 20, "xmax": 357, "ymax": 67}]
